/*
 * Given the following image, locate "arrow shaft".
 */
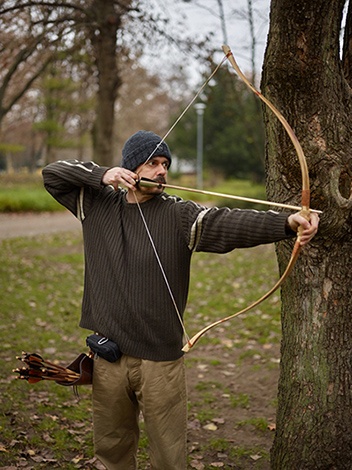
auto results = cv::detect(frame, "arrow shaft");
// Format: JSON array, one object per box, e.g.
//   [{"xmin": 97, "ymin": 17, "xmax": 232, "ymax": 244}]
[{"xmin": 139, "ymin": 180, "xmax": 322, "ymax": 214}]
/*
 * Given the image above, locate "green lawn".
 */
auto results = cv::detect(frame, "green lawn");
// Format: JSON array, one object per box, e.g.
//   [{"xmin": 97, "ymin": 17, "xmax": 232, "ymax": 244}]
[
  {"xmin": 0, "ymin": 230, "xmax": 281, "ymax": 468},
  {"xmin": 0, "ymin": 173, "xmax": 283, "ymax": 469}
]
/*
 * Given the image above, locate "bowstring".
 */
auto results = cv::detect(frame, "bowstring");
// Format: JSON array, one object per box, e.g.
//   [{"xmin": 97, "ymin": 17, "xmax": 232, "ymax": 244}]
[
  {"xmin": 133, "ymin": 52, "xmax": 228, "ymax": 344},
  {"xmin": 133, "ymin": 191, "xmax": 190, "ymax": 344},
  {"xmin": 136, "ymin": 52, "xmax": 229, "ymax": 175}
]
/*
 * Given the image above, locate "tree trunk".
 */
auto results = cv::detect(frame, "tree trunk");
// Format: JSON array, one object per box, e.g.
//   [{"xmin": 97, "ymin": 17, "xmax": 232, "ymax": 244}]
[
  {"xmin": 261, "ymin": 0, "xmax": 352, "ymax": 467},
  {"xmin": 88, "ymin": 0, "xmax": 123, "ymax": 166}
]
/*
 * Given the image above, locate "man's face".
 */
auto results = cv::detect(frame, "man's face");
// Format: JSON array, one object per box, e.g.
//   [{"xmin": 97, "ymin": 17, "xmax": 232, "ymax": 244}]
[{"xmin": 135, "ymin": 156, "xmax": 169, "ymax": 196}]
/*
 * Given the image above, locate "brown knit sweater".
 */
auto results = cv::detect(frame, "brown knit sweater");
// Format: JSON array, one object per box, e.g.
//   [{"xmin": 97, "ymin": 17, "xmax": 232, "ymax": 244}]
[{"xmin": 42, "ymin": 160, "xmax": 293, "ymax": 361}]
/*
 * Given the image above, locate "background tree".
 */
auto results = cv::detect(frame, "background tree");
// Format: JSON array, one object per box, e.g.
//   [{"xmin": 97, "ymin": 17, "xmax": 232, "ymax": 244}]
[
  {"xmin": 0, "ymin": 5, "xmax": 56, "ymax": 127},
  {"xmin": 0, "ymin": 0, "xmax": 206, "ymax": 168},
  {"xmin": 168, "ymin": 63, "xmax": 265, "ymax": 181},
  {"xmin": 85, "ymin": 0, "xmax": 130, "ymax": 165},
  {"xmin": 0, "ymin": 4, "xmax": 62, "ymax": 169},
  {"xmin": 32, "ymin": 47, "xmax": 97, "ymax": 165},
  {"xmin": 261, "ymin": 0, "xmax": 352, "ymax": 466},
  {"xmin": 114, "ymin": 54, "xmax": 190, "ymax": 166}
]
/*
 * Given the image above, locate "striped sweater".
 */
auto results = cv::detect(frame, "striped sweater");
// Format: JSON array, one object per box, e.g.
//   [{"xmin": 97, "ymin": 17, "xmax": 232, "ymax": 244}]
[{"xmin": 42, "ymin": 160, "xmax": 292, "ymax": 361}]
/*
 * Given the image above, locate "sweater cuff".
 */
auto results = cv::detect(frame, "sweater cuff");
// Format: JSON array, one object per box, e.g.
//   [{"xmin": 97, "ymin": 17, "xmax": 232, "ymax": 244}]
[
  {"xmin": 91, "ymin": 165, "xmax": 110, "ymax": 189},
  {"xmin": 269, "ymin": 212, "xmax": 296, "ymax": 240},
  {"xmin": 284, "ymin": 217, "xmax": 297, "ymax": 237}
]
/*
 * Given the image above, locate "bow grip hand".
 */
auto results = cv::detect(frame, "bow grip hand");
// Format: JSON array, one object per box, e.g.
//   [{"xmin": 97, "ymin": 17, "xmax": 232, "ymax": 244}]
[{"xmin": 287, "ymin": 211, "xmax": 319, "ymax": 246}]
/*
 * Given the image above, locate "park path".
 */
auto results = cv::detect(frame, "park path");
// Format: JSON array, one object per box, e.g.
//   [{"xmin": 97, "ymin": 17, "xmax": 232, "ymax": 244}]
[{"xmin": 0, "ymin": 211, "xmax": 81, "ymax": 240}]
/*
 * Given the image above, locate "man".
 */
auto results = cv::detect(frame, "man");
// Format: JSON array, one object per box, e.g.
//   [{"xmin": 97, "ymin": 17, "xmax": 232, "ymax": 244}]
[{"xmin": 42, "ymin": 130, "xmax": 319, "ymax": 470}]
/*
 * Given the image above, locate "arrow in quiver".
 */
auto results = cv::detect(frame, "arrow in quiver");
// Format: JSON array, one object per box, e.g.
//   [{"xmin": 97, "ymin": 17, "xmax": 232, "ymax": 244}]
[{"xmin": 14, "ymin": 351, "xmax": 93, "ymax": 386}]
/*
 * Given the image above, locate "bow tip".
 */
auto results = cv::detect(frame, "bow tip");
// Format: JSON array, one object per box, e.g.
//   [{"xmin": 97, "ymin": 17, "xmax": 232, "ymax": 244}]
[
  {"xmin": 182, "ymin": 342, "xmax": 192, "ymax": 353},
  {"xmin": 222, "ymin": 44, "xmax": 231, "ymax": 55}
]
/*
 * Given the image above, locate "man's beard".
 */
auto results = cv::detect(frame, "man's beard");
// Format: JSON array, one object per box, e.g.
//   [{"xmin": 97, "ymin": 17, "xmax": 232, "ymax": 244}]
[{"xmin": 155, "ymin": 177, "xmax": 166, "ymax": 185}]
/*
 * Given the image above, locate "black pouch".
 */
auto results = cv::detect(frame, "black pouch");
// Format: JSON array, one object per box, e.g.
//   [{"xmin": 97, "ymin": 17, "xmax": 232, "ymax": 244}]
[{"xmin": 86, "ymin": 334, "xmax": 122, "ymax": 363}]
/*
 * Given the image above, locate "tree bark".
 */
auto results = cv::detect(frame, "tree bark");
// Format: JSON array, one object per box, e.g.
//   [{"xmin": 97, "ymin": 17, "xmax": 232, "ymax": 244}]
[
  {"xmin": 261, "ymin": 0, "xmax": 352, "ymax": 467},
  {"xmin": 88, "ymin": 0, "xmax": 123, "ymax": 166}
]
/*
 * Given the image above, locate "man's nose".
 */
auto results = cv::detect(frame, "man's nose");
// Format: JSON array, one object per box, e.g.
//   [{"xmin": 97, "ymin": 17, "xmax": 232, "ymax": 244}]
[{"xmin": 156, "ymin": 164, "xmax": 167, "ymax": 175}]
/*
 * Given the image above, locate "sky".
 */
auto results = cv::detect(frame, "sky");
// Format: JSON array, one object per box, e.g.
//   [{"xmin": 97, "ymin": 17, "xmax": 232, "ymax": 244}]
[{"xmin": 145, "ymin": 0, "xmax": 271, "ymax": 86}]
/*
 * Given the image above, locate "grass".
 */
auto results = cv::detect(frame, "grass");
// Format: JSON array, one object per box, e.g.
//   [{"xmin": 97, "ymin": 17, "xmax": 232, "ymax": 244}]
[
  {"xmin": 239, "ymin": 417, "xmax": 270, "ymax": 432},
  {"xmin": 228, "ymin": 392, "xmax": 251, "ymax": 409},
  {"xmin": 0, "ymin": 174, "xmax": 281, "ymax": 468},
  {"xmin": 199, "ymin": 439, "xmax": 270, "ymax": 469},
  {"xmin": 0, "ymin": 172, "xmax": 64, "ymax": 212},
  {"xmin": 170, "ymin": 177, "xmax": 267, "ymax": 210},
  {"xmin": 186, "ymin": 248, "xmax": 281, "ymax": 349},
  {"xmin": 0, "ymin": 233, "xmax": 94, "ymax": 468},
  {"xmin": 0, "ymin": 231, "xmax": 281, "ymax": 467}
]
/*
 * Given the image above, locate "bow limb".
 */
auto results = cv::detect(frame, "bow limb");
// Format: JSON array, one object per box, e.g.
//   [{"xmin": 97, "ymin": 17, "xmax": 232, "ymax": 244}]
[
  {"xmin": 182, "ymin": 239, "xmax": 301, "ymax": 352},
  {"xmin": 182, "ymin": 46, "xmax": 311, "ymax": 352},
  {"xmin": 222, "ymin": 45, "xmax": 310, "ymax": 213}
]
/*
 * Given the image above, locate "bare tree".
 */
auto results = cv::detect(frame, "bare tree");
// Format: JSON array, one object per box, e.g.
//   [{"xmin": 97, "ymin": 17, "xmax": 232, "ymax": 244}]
[
  {"xmin": 0, "ymin": 0, "xmax": 131, "ymax": 165},
  {"xmin": 0, "ymin": 6, "xmax": 57, "ymax": 126},
  {"xmin": 84, "ymin": 0, "xmax": 131, "ymax": 165},
  {"xmin": 0, "ymin": 0, "xmax": 206, "ymax": 167},
  {"xmin": 261, "ymin": 0, "xmax": 352, "ymax": 467}
]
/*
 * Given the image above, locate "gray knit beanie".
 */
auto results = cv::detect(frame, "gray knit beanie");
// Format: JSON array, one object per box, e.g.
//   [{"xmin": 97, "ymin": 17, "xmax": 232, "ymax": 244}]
[{"xmin": 121, "ymin": 130, "xmax": 172, "ymax": 171}]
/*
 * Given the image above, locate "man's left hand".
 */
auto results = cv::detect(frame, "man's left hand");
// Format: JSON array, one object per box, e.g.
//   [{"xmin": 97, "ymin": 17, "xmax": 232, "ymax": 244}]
[{"xmin": 287, "ymin": 212, "xmax": 319, "ymax": 246}]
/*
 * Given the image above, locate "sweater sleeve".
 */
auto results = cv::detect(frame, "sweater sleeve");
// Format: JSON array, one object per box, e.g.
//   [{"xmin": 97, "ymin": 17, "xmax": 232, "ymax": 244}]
[
  {"xmin": 42, "ymin": 160, "xmax": 110, "ymax": 220},
  {"xmin": 176, "ymin": 201, "xmax": 294, "ymax": 253}
]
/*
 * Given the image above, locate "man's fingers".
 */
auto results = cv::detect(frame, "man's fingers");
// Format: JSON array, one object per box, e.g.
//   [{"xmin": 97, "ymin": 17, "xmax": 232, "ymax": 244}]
[
  {"xmin": 103, "ymin": 167, "xmax": 138, "ymax": 190},
  {"xmin": 298, "ymin": 212, "xmax": 319, "ymax": 245}
]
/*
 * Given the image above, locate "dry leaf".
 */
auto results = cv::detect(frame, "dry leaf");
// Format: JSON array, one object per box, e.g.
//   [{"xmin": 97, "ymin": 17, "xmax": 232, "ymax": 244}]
[
  {"xmin": 203, "ymin": 423, "xmax": 217, "ymax": 431},
  {"xmin": 190, "ymin": 460, "xmax": 205, "ymax": 470},
  {"xmin": 212, "ymin": 417, "xmax": 225, "ymax": 425}
]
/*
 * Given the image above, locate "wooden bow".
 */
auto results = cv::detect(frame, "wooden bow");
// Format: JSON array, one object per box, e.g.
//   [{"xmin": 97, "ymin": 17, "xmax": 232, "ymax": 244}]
[{"xmin": 182, "ymin": 45, "xmax": 311, "ymax": 352}]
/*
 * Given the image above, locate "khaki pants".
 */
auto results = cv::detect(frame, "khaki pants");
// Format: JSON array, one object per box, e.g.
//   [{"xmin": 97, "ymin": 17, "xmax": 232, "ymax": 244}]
[{"xmin": 92, "ymin": 355, "xmax": 187, "ymax": 470}]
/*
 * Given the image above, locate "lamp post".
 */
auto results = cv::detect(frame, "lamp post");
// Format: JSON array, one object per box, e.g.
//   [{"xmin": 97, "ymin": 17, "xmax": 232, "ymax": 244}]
[{"xmin": 194, "ymin": 102, "xmax": 206, "ymax": 189}]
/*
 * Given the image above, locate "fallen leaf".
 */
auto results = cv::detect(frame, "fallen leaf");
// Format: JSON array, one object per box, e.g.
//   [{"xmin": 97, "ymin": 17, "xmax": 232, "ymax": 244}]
[
  {"xmin": 212, "ymin": 417, "xmax": 225, "ymax": 425},
  {"xmin": 203, "ymin": 423, "xmax": 217, "ymax": 431},
  {"xmin": 221, "ymin": 370, "xmax": 234, "ymax": 376},
  {"xmin": 0, "ymin": 443, "xmax": 8, "ymax": 452},
  {"xmin": 42, "ymin": 432, "xmax": 55, "ymax": 443},
  {"xmin": 71, "ymin": 454, "xmax": 84, "ymax": 464},
  {"xmin": 30, "ymin": 455, "xmax": 45, "ymax": 463},
  {"xmin": 188, "ymin": 419, "xmax": 201, "ymax": 430},
  {"xmin": 190, "ymin": 460, "xmax": 205, "ymax": 470}
]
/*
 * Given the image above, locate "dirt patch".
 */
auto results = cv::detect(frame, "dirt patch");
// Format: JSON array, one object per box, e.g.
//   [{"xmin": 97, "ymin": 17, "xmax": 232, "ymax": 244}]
[{"xmin": 185, "ymin": 341, "xmax": 279, "ymax": 469}]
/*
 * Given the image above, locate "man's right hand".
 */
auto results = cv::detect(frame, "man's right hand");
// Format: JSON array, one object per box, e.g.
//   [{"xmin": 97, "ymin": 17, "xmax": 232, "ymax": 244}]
[{"xmin": 102, "ymin": 167, "xmax": 138, "ymax": 191}]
